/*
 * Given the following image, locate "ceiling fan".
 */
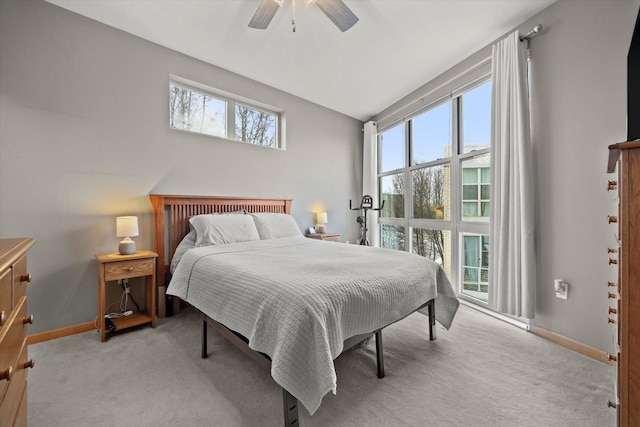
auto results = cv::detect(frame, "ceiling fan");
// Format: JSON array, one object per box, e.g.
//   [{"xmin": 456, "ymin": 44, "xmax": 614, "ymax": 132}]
[{"xmin": 249, "ymin": 0, "xmax": 359, "ymax": 33}]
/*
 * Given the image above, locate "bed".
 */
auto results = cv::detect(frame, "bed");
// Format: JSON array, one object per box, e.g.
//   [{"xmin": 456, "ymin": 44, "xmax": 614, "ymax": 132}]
[{"xmin": 149, "ymin": 194, "xmax": 459, "ymax": 426}]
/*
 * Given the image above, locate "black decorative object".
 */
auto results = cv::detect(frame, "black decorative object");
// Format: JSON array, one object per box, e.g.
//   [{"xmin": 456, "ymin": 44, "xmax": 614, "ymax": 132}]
[{"xmin": 349, "ymin": 195, "xmax": 385, "ymax": 246}]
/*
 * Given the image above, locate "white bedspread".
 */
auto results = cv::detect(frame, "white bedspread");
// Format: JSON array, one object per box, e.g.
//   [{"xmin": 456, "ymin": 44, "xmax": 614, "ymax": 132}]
[{"xmin": 168, "ymin": 236, "xmax": 458, "ymax": 414}]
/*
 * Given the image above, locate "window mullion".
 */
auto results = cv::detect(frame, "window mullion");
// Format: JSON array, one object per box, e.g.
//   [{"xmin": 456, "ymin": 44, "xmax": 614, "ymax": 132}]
[
  {"xmin": 404, "ymin": 119, "xmax": 412, "ymax": 252},
  {"xmin": 227, "ymin": 100, "xmax": 235, "ymax": 140},
  {"xmin": 450, "ymin": 96, "xmax": 461, "ymax": 293}
]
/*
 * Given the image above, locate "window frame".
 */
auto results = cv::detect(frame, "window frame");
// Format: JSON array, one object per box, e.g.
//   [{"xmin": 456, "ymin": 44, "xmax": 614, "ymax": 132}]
[
  {"xmin": 377, "ymin": 73, "xmax": 492, "ymax": 305},
  {"xmin": 461, "ymin": 232, "xmax": 490, "ymax": 301},
  {"xmin": 169, "ymin": 76, "xmax": 286, "ymax": 150}
]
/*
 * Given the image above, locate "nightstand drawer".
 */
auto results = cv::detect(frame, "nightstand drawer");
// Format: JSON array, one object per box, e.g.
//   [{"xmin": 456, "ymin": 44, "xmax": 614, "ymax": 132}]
[{"xmin": 104, "ymin": 259, "xmax": 154, "ymax": 281}]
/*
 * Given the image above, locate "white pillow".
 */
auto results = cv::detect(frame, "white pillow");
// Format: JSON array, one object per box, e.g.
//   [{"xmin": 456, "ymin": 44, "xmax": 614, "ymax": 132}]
[
  {"xmin": 250, "ymin": 213, "xmax": 302, "ymax": 239},
  {"xmin": 189, "ymin": 213, "xmax": 260, "ymax": 247},
  {"xmin": 170, "ymin": 230, "xmax": 196, "ymax": 273}
]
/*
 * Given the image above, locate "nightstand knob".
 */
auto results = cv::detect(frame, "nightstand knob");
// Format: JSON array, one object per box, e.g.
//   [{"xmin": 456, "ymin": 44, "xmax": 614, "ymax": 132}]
[
  {"xmin": 607, "ymin": 180, "xmax": 617, "ymax": 191},
  {"xmin": 19, "ymin": 273, "xmax": 31, "ymax": 283},
  {"xmin": 608, "ymin": 215, "xmax": 618, "ymax": 224},
  {"xmin": 128, "ymin": 266, "xmax": 134, "ymax": 272},
  {"xmin": 608, "ymin": 292, "xmax": 618, "ymax": 299},
  {"xmin": 608, "ymin": 307, "xmax": 617, "ymax": 314},
  {"xmin": 0, "ymin": 366, "xmax": 13, "ymax": 382},
  {"xmin": 607, "ymin": 248, "xmax": 617, "ymax": 253},
  {"xmin": 22, "ymin": 359, "xmax": 34, "ymax": 370},
  {"xmin": 608, "ymin": 317, "xmax": 616, "ymax": 324},
  {"xmin": 609, "ymin": 258, "xmax": 617, "ymax": 265},
  {"xmin": 22, "ymin": 315, "xmax": 34, "ymax": 325},
  {"xmin": 608, "ymin": 281, "xmax": 616, "ymax": 287},
  {"xmin": 0, "ymin": 311, "xmax": 5, "ymax": 326}
]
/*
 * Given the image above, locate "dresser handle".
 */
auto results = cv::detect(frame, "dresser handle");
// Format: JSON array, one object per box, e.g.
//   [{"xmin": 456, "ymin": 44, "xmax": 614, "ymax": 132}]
[
  {"xmin": 607, "ymin": 353, "xmax": 618, "ymax": 362},
  {"xmin": 608, "ymin": 307, "xmax": 617, "ymax": 314},
  {"xmin": 608, "ymin": 281, "xmax": 616, "ymax": 287},
  {"xmin": 128, "ymin": 267, "xmax": 134, "ymax": 272},
  {"xmin": 0, "ymin": 310, "xmax": 5, "ymax": 326},
  {"xmin": 607, "ymin": 248, "xmax": 617, "ymax": 253},
  {"xmin": 607, "ymin": 180, "xmax": 617, "ymax": 191},
  {"xmin": 0, "ymin": 366, "xmax": 13, "ymax": 382},
  {"xmin": 19, "ymin": 273, "xmax": 31, "ymax": 283},
  {"xmin": 609, "ymin": 258, "xmax": 617, "ymax": 265},
  {"xmin": 608, "ymin": 292, "xmax": 618, "ymax": 299},
  {"xmin": 22, "ymin": 315, "xmax": 34, "ymax": 325},
  {"xmin": 608, "ymin": 317, "xmax": 616, "ymax": 324},
  {"xmin": 608, "ymin": 215, "xmax": 618, "ymax": 224},
  {"xmin": 22, "ymin": 359, "xmax": 35, "ymax": 370}
]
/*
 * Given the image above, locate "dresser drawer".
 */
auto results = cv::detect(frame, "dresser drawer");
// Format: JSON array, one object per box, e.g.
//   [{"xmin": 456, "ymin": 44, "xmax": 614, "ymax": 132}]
[
  {"xmin": 0, "ymin": 297, "xmax": 27, "ymax": 400},
  {"xmin": 12, "ymin": 255, "xmax": 28, "ymax": 305},
  {"xmin": 12, "ymin": 383, "xmax": 26, "ymax": 427},
  {"xmin": 104, "ymin": 259, "xmax": 154, "ymax": 281},
  {"xmin": 0, "ymin": 340, "xmax": 28, "ymax": 427},
  {"xmin": 0, "ymin": 268, "xmax": 11, "ymax": 329}
]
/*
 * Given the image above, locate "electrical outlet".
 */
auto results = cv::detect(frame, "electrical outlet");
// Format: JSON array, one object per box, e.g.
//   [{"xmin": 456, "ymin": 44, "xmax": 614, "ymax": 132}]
[{"xmin": 554, "ymin": 279, "xmax": 568, "ymax": 300}]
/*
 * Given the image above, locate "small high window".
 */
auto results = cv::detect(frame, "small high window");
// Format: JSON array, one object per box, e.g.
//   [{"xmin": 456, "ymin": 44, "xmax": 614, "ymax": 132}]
[
  {"xmin": 170, "ymin": 84, "xmax": 227, "ymax": 138},
  {"xmin": 169, "ymin": 79, "xmax": 284, "ymax": 149},
  {"xmin": 235, "ymin": 104, "xmax": 277, "ymax": 148}
]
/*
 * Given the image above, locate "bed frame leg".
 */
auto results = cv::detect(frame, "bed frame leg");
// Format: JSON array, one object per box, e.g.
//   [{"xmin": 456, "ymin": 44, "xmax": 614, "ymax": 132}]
[
  {"xmin": 375, "ymin": 329, "xmax": 385, "ymax": 378},
  {"xmin": 427, "ymin": 299, "xmax": 436, "ymax": 341},
  {"xmin": 282, "ymin": 388, "xmax": 299, "ymax": 427},
  {"xmin": 201, "ymin": 315, "xmax": 208, "ymax": 359}
]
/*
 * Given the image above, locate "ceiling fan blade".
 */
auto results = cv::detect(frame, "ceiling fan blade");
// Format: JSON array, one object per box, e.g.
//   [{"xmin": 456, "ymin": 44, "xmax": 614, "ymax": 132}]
[
  {"xmin": 248, "ymin": 0, "xmax": 282, "ymax": 30},
  {"xmin": 314, "ymin": 0, "xmax": 359, "ymax": 32}
]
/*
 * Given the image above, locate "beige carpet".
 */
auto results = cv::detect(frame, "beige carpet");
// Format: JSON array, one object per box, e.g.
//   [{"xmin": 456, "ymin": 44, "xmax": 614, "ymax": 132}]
[{"xmin": 28, "ymin": 304, "xmax": 615, "ymax": 426}]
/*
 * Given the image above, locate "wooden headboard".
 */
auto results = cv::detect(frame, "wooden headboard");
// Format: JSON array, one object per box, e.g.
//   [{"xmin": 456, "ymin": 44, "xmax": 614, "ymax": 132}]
[{"xmin": 149, "ymin": 194, "xmax": 293, "ymax": 317}]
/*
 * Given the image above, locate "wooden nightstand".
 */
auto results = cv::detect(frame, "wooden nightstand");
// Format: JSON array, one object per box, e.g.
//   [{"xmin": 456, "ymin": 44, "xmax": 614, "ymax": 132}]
[
  {"xmin": 96, "ymin": 250, "xmax": 158, "ymax": 342},
  {"xmin": 305, "ymin": 232, "xmax": 342, "ymax": 242}
]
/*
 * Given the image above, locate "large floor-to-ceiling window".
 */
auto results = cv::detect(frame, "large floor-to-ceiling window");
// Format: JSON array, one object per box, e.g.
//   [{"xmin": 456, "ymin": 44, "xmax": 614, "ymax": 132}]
[{"xmin": 378, "ymin": 78, "xmax": 491, "ymax": 303}]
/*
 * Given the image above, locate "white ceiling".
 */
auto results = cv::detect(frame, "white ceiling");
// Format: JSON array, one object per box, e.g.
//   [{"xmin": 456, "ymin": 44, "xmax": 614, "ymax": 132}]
[{"xmin": 45, "ymin": 0, "xmax": 555, "ymax": 121}]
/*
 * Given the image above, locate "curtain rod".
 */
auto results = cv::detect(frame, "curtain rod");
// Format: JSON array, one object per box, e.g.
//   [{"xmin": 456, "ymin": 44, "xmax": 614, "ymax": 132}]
[{"xmin": 520, "ymin": 24, "xmax": 543, "ymax": 41}]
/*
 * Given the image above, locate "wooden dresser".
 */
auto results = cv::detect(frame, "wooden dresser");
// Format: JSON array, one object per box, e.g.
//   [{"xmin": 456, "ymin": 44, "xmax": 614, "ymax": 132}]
[
  {"xmin": 607, "ymin": 140, "xmax": 640, "ymax": 426},
  {"xmin": 0, "ymin": 238, "xmax": 35, "ymax": 426}
]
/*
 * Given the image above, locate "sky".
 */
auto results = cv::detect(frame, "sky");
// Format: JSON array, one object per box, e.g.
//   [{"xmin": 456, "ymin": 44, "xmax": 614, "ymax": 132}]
[{"xmin": 380, "ymin": 80, "xmax": 491, "ymax": 174}]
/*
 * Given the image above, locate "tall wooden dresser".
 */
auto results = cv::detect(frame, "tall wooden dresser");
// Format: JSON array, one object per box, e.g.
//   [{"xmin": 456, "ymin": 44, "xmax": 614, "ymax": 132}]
[
  {"xmin": 0, "ymin": 238, "xmax": 35, "ymax": 426},
  {"xmin": 607, "ymin": 140, "xmax": 640, "ymax": 427}
]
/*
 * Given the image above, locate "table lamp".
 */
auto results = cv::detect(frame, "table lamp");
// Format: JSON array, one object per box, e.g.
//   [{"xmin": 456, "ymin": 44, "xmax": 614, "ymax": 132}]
[
  {"xmin": 116, "ymin": 216, "xmax": 139, "ymax": 255},
  {"xmin": 316, "ymin": 212, "xmax": 327, "ymax": 233}
]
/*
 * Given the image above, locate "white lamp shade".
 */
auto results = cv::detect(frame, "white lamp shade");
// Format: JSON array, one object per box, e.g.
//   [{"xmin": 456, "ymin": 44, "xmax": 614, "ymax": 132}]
[
  {"xmin": 116, "ymin": 216, "xmax": 139, "ymax": 238},
  {"xmin": 317, "ymin": 212, "xmax": 328, "ymax": 224}
]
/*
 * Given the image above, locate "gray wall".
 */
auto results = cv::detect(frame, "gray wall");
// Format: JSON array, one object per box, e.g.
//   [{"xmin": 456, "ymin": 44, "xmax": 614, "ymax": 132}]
[
  {"xmin": 2, "ymin": 0, "xmax": 636, "ymax": 353},
  {"xmin": 0, "ymin": 0, "xmax": 363, "ymax": 334},
  {"xmin": 374, "ymin": 0, "xmax": 640, "ymax": 352}
]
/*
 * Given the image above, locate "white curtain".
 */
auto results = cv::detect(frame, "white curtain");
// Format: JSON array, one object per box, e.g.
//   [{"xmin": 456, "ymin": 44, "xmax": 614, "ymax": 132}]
[
  {"xmin": 488, "ymin": 31, "xmax": 536, "ymax": 319},
  {"xmin": 362, "ymin": 121, "xmax": 380, "ymax": 247}
]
